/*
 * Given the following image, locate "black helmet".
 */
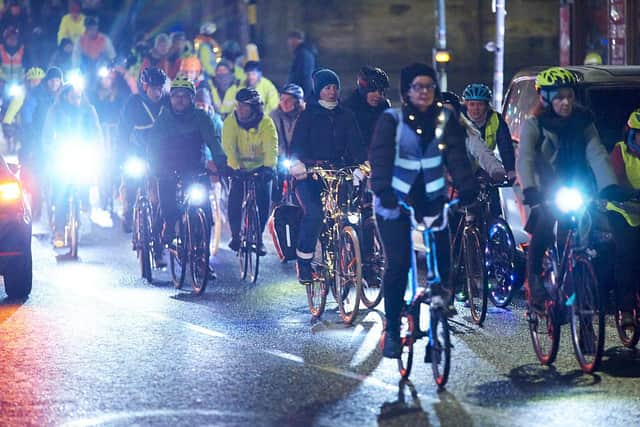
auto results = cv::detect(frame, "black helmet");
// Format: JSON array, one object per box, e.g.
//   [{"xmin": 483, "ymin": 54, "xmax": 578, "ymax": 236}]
[
  {"xmin": 281, "ymin": 83, "xmax": 304, "ymax": 100},
  {"xmin": 236, "ymin": 87, "xmax": 263, "ymax": 105},
  {"xmin": 140, "ymin": 67, "xmax": 167, "ymax": 87},
  {"xmin": 357, "ymin": 66, "xmax": 390, "ymax": 92},
  {"xmin": 440, "ymin": 91, "xmax": 461, "ymax": 109}
]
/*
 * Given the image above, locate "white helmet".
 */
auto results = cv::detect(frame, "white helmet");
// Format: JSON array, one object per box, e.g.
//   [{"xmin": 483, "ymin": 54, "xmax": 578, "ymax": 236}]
[{"xmin": 200, "ymin": 22, "xmax": 217, "ymax": 36}]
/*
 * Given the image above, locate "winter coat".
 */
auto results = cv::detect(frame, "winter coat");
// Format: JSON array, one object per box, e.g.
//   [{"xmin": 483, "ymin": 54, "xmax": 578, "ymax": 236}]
[
  {"xmin": 270, "ymin": 107, "xmax": 302, "ymax": 156},
  {"xmin": 222, "ymin": 113, "xmax": 278, "ymax": 171},
  {"xmin": 288, "ymin": 43, "xmax": 316, "ymax": 100},
  {"xmin": 342, "ymin": 89, "xmax": 391, "ymax": 147}
]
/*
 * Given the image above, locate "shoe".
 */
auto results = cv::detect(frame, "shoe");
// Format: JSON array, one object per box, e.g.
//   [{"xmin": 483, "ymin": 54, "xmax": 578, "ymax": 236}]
[
  {"xmin": 52, "ymin": 232, "xmax": 65, "ymax": 248},
  {"xmin": 527, "ymin": 277, "xmax": 549, "ymax": 314},
  {"xmin": 296, "ymin": 259, "xmax": 313, "ymax": 285},
  {"xmin": 382, "ymin": 329, "xmax": 402, "ymax": 359},
  {"xmin": 619, "ymin": 311, "xmax": 635, "ymax": 329},
  {"xmin": 228, "ymin": 237, "xmax": 240, "ymax": 252},
  {"xmin": 258, "ymin": 242, "xmax": 267, "ymax": 256}
]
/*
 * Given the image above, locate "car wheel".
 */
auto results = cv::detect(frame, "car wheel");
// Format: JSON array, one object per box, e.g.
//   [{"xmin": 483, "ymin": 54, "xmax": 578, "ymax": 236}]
[{"xmin": 4, "ymin": 250, "xmax": 33, "ymax": 299}]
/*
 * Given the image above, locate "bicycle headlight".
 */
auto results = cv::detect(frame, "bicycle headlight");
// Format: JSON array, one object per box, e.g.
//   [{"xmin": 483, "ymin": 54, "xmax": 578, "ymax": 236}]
[
  {"xmin": 555, "ymin": 187, "xmax": 584, "ymax": 214},
  {"xmin": 68, "ymin": 69, "xmax": 86, "ymax": 91},
  {"xmin": 187, "ymin": 184, "xmax": 208, "ymax": 205},
  {"xmin": 347, "ymin": 212, "xmax": 360, "ymax": 225},
  {"xmin": 98, "ymin": 66, "xmax": 110, "ymax": 79},
  {"xmin": 54, "ymin": 139, "xmax": 101, "ymax": 182},
  {"xmin": 8, "ymin": 83, "xmax": 24, "ymax": 98},
  {"xmin": 124, "ymin": 157, "xmax": 147, "ymax": 178}
]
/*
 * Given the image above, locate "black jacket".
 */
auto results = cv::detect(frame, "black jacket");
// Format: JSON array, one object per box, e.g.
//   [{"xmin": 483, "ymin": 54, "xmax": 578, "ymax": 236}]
[
  {"xmin": 288, "ymin": 43, "xmax": 316, "ymax": 100},
  {"xmin": 118, "ymin": 93, "xmax": 168, "ymax": 155},
  {"xmin": 290, "ymin": 102, "xmax": 366, "ymax": 167},
  {"xmin": 369, "ymin": 103, "xmax": 478, "ymax": 216},
  {"xmin": 342, "ymin": 89, "xmax": 391, "ymax": 148}
]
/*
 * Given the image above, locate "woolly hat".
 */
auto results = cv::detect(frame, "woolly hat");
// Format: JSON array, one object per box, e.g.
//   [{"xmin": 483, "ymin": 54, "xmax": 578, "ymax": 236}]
[
  {"xmin": 243, "ymin": 60, "xmax": 261, "ymax": 73},
  {"xmin": 400, "ymin": 62, "xmax": 438, "ymax": 98},
  {"xmin": 312, "ymin": 68, "xmax": 340, "ymax": 94},
  {"xmin": 45, "ymin": 66, "xmax": 63, "ymax": 82}
]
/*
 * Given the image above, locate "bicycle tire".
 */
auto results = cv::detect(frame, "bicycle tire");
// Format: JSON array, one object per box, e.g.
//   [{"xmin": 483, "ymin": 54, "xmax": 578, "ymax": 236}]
[
  {"xmin": 615, "ymin": 309, "xmax": 640, "ymax": 349},
  {"xmin": 247, "ymin": 201, "xmax": 261, "ymax": 284},
  {"xmin": 170, "ymin": 216, "xmax": 187, "ymax": 289},
  {"xmin": 569, "ymin": 256, "xmax": 605, "ymax": 373},
  {"xmin": 463, "ymin": 225, "xmax": 488, "ymax": 326},
  {"xmin": 336, "ymin": 225, "xmax": 362, "ymax": 325},
  {"xmin": 528, "ymin": 247, "xmax": 560, "ymax": 366},
  {"xmin": 211, "ymin": 185, "xmax": 222, "ymax": 256},
  {"xmin": 189, "ymin": 208, "xmax": 211, "ymax": 295},
  {"xmin": 430, "ymin": 307, "xmax": 451, "ymax": 389},
  {"xmin": 360, "ymin": 217, "xmax": 384, "ymax": 309},
  {"xmin": 69, "ymin": 198, "xmax": 79, "ymax": 259},
  {"xmin": 306, "ymin": 242, "xmax": 328, "ymax": 318},
  {"xmin": 239, "ymin": 201, "xmax": 250, "ymax": 280},
  {"xmin": 397, "ymin": 311, "xmax": 414, "ymax": 380},
  {"xmin": 486, "ymin": 218, "xmax": 517, "ymax": 308},
  {"xmin": 135, "ymin": 201, "xmax": 153, "ymax": 283}
]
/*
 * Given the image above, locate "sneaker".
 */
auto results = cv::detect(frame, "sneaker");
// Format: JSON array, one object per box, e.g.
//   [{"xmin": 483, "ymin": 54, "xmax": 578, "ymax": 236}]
[
  {"xmin": 258, "ymin": 242, "xmax": 267, "ymax": 256},
  {"xmin": 228, "ymin": 238, "xmax": 240, "ymax": 252},
  {"xmin": 382, "ymin": 329, "xmax": 402, "ymax": 359},
  {"xmin": 296, "ymin": 259, "xmax": 313, "ymax": 285}
]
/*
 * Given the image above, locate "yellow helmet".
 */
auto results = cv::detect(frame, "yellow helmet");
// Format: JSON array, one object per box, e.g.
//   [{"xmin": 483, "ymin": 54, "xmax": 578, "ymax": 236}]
[
  {"xmin": 25, "ymin": 67, "xmax": 46, "ymax": 81},
  {"xmin": 584, "ymin": 51, "xmax": 603, "ymax": 66},
  {"xmin": 628, "ymin": 108, "xmax": 640, "ymax": 130},
  {"xmin": 170, "ymin": 76, "xmax": 195, "ymax": 95},
  {"xmin": 535, "ymin": 67, "xmax": 577, "ymax": 91}
]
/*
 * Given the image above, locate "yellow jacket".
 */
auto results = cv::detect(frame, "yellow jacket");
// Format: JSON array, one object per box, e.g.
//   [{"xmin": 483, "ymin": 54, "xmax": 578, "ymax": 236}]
[
  {"xmin": 209, "ymin": 80, "xmax": 240, "ymax": 117},
  {"xmin": 222, "ymin": 114, "xmax": 278, "ymax": 171},
  {"xmin": 57, "ymin": 14, "xmax": 86, "ymax": 45},
  {"xmin": 240, "ymin": 77, "xmax": 279, "ymax": 115}
]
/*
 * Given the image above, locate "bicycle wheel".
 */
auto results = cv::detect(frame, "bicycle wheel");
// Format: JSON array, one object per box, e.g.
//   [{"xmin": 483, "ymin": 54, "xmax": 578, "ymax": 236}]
[
  {"xmin": 360, "ymin": 217, "xmax": 384, "ymax": 309},
  {"xmin": 238, "ymin": 203, "xmax": 250, "ymax": 280},
  {"xmin": 246, "ymin": 201, "xmax": 261, "ymax": 284},
  {"xmin": 134, "ymin": 201, "xmax": 153, "ymax": 283},
  {"xmin": 616, "ymin": 307, "xmax": 640, "ymax": 348},
  {"xmin": 528, "ymin": 247, "xmax": 560, "ymax": 365},
  {"xmin": 463, "ymin": 226, "xmax": 488, "ymax": 326},
  {"xmin": 486, "ymin": 218, "xmax": 516, "ymax": 308},
  {"xmin": 188, "ymin": 208, "xmax": 211, "ymax": 295},
  {"xmin": 569, "ymin": 256, "xmax": 605, "ymax": 373},
  {"xmin": 306, "ymin": 241, "xmax": 328, "ymax": 318},
  {"xmin": 68, "ymin": 197, "xmax": 79, "ymax": 259},
  {"xmin": 336, "ymin": 225, "xmax": 362, "ymax": 325},
  {"xmin": 430, "ymin": 307, "xmax": 451, "ymax": 389},
  {"xmin": 170, "ymin": 216, "xmax": 187, "ymax": 289},
  {"xmin": 210, "ymin": 183, "xmax": 222, "ymax": 256},
  {"xmin": 397, "ymin": 310, "xmax": 414, "ymax": 380}
]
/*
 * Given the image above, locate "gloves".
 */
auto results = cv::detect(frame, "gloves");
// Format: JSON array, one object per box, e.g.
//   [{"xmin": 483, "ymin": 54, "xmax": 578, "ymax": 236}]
[
  {"xmin": 523, "ymin": 187, "xmax": 543, "ymax": 207},
  {"xmin": 289, "ymin": 159, "xmax": 307, "ymax": 180},
  {"xmin": 377, "ymin": 188, "xmax": 398, "ymax": 209},
  {"xmin": 352, "ymin": 167, "xmax": 365, "ymax": 186},
  {"xmin": 600, "ymin": 184, "xmax": 635, "ymax": 203},
  {"xmin": 506, "ymin": 170, "xmax": 518, "ymax": 185},
  {"xmin": 257, "ymin": 166, "xmax": 275, "ymax": 181}
]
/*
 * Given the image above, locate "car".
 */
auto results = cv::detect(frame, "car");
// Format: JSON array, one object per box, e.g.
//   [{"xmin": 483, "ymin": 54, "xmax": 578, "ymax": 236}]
[
  {"xmin": 500, "ymin": 65, "xmax": 640, "ymax": 246},
  {"xmin": 0, "ymin": 154, "xmax": 32, "ymax": 298}
]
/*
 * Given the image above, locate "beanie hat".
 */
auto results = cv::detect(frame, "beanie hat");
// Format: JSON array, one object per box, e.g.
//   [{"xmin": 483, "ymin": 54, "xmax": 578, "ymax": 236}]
[
  {"xmin": 312, "ymin": 68, "xmax": 340, "ymax": 94},
  {"xmin": 216, "ymin": 58, "xmax": 234, "ymax": 72},
  {"xmin": 400, "ymin": 62, "xmax": 438, "ymax": 98},
  {"xmin": 195, "ymin": 87, "xmax": 213, "ymax": 105},
  {"xmin": 244, "ymin": 60, "xmax": 261, "ymax": 73},
  {"xmin": 45, "ymin": 66, "xmax": 63, "ymax": 82}
]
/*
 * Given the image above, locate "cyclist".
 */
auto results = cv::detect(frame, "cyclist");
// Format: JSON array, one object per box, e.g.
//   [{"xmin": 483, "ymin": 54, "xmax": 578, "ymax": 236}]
[
  {"xmin": 270, "ymin": 83, "xmax": 305, "ymax": 201},
  {"xmin": 194, "ymin": 22, "xmax": 222, "ymax": 80},
  {"xmin": 149, "ymin": 77, "xmax": 227, "ymax": 250},
  {"xmin": 289, "ymin": 68, "xmax": 366, "ymax": 284},
  {"xmin": 178, "ymin": 55, "xmax": 204, "ymax": 89},
  {"xmin": 343, "ymin": 66, "xmax": 391, "ymax": 147},
  {"xmin": 517, "ymin": 66, "xmax": 630, "ymax": 312},
  {"xmin": 208, "ymin": 59, "xmax": 240, "ymax": 118},
  {"xmin": 462, "ymin": 83, "xmax": 516, "ymax": 181},
  {"xmin": 3, "ymin": 67, "xmax": 45, "ymax": 154},
  {"xmin": 607, "ymin": 108, "xmax": 640, "ymax": 327},
  {"xmin": 242, "ymin": 61, "xmax": 279, "ymax": 114},
  {"xmin": 369, "ymin": 62, "xmax": 477, "ymax": 358},
  {"xmin": 117, "ymin": 67, "xmax": 169, "ymax": 233},
  {"xmin": 41, "ymin": 82, "xmax": 103, "ymax": 248},
  {"xmin": 222, "ymin": 87, "xmax": 278, "ymax": 255}
]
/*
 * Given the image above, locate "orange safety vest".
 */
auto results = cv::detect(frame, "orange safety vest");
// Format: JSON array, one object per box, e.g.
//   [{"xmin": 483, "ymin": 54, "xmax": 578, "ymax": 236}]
[
  {"xmin": 0, "ymin": 44, "xmax": 24, "ymax": 80},
  {"xmin": 80, "ymin": 33, "xmax": 107, "ymax": 60}
]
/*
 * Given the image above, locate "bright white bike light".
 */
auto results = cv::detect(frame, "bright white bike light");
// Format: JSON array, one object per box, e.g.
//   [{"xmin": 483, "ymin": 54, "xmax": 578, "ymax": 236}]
[
  {"xmin": 555, "ymin": 187, "xmax": 584, "ymax": 214},
  {"xmin": 98, "ymin": 66, "xmax": 110, "ymax": 78},
  {"xmin": 8, "ymin": 83, "xmax": 24, "ymax": 98},
  {"xmin": 282, "ymin": 158, "xmax": 292, "ymax": 169},
  {"xmin": 188, "ymin": 184, "xmax": 207, "ymax": 205},
  {"xmin": 124, "ymin": 157, "xmax": 146, "ymax": 178},
  {"xmin": 68, "ymin": 70, "xmax": 86, "ymax": 91}
]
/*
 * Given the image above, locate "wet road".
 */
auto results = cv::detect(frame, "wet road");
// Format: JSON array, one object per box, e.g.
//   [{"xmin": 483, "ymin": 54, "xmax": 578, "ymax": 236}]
[{"xmin": 1, "ymin": 219, "xmax": 639, "ymax": 426}]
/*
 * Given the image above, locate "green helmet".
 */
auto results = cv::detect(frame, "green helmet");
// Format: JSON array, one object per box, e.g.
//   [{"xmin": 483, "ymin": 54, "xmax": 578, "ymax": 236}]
[{"xmin": 535, "ymin": 67, "xmax": 577, "ymax": 91}]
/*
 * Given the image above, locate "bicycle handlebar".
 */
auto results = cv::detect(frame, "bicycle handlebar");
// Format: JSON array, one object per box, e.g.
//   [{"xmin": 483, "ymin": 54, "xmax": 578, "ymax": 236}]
[{"xmin": 400, "ymin": 199, "xmax": 459, "ymax": 232}]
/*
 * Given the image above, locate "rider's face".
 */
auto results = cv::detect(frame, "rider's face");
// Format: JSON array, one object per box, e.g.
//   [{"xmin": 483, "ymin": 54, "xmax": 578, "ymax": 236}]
[
  {"xmin": 366, "ymin": 90, "xmax": 384, "ymax": 107},
  {"xmin": 235, "ymin": 102, "xmax": 253, "ymax": 121},
  {"xmin": 66, "ymin": 88, "xmax": 83, "ymax": 106},
  {"xmin": 407, "ymin": 76, "xmax": 435, "ymax": 111},
  {"xmin": 170, "ymin": 89, "xmax": 193, "ymax": 113},
  {"xmin": 466, "ymin": 100, "xmax": 489, "ymax": 122},
  {"xmin": 551, "ymin": 88, "xmax": 574, "ymax": 118},
  {"xmin": 246, "ymin": 71, "xmax": 260, "ymax": 87},
  {"xmin": 145, "ymin": 85, "xmax": 163, "ymax": 102},
  {"xmin": 47, "ymin": 77, "xmax": 62, "ymax": 92},
  {"xmin": 319, "ymin": 84, "xmax": 338, "ymax": 103},
  {"xmin": 279, "ymin": 94, "xmax": 296, "ymax": 113}
]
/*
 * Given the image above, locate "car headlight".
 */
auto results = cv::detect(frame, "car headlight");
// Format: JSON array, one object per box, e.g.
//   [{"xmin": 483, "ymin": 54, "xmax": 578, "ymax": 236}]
[
  {"xmin": 124, "ymin": 157, "xmax": 147, "ymax": 178},
  {"xmin": 555, "ymin": 187, "xmax": 584, "ymax": 214},
  {"xmin": 187, "ymin": 184, "xmax": 208, "ymax": 205}
]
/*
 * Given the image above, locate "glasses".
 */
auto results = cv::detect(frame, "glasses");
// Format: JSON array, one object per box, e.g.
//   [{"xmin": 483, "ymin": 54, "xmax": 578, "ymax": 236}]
[{"xmin": 410, "ymin": 83, "xmax": 437, "ymax": 92}]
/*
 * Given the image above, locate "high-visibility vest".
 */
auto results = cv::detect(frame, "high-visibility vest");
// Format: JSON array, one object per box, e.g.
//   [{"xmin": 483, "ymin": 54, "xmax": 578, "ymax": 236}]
[
  {"xmin": 482, "ymin": 110, "xmax": 500, "ymax": 151},
  {"xmin": 0, "ymin": 44, "xmax": 24, "ymax": 81},
  {"xmin": 607, "ymin": 141, "xmax": 640, "ymax": 227}
]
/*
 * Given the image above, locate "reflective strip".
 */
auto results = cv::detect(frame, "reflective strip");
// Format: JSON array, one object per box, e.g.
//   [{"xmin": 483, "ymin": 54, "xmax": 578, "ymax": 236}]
[
  {"xmin": 296, "ymin": 250, "xmax": 314, "ymax": 260},
  {"xmin": 134, "ymin": 124, "xmax": 154, "ymax": 130},
  {"xmin": 425, "ymin": 177, "xmax": 445, "ymax": 193},
  {"xmin": 421, "ymin": 156, "xmax": 442, "ymax": 169},
  {"xmin": 395, "ymin": 157, "xmax": 421, "ymax": 170},
  {"xmin": 391, "ymin": 176, "xmax": 411, "ymax": 194}
]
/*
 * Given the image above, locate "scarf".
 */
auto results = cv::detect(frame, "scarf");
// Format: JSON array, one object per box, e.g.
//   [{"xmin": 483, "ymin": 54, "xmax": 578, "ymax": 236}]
[
  {"xmin": 235, "ymin": 110, "xmax": 264, "ymax": 131},
  {"xmin": 318, "ymin": 99, "xmax": 338, "ymax": 110}
]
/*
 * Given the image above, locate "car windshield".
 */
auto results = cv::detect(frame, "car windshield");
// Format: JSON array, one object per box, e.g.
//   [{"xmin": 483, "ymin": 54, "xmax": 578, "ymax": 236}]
[{"xmin": 585, "ymin": 85, "xmax": 640, "ymax": 151}]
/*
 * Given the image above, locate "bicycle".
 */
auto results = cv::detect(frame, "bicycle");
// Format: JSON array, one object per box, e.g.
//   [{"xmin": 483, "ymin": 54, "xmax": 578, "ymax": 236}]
[
  {"xmin": 305, "ymin": 165, "xmax": 363, "ymax": 325},
  {"xmin": 397, "ymin": 200, "xmax": 457, "ymax": 390},
  {"xmin": 527, "ymin": 186, "xmax": 607, "ymax": 373},
  {"xmin": 168, "ymin": 171, "xmax": 213, "ymax": 295},
  {"xmin": 231, "ymin": 169, "xmax": 265, "ymax": 284},
  {"xmin": 126, "ymin": 157, "xmax": 161, "ymax": 284}
]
